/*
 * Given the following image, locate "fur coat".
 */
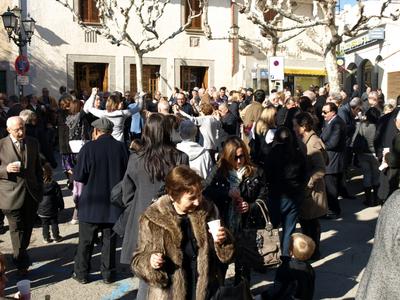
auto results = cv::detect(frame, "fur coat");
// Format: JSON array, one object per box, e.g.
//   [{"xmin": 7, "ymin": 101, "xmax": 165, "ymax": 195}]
[{"xmin": 132, "ymin": 195, "xmax": 235, "ymax": 300}]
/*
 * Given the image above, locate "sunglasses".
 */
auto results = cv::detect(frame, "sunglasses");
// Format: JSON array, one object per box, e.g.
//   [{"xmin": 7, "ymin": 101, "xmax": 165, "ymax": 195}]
[
  {"xmin": 235, "ymin": 154, "xmax": 245, "ymax": 160},
  {"xmin": 322, "ymin": 110, "xmax": 330, "ymax": 115}
]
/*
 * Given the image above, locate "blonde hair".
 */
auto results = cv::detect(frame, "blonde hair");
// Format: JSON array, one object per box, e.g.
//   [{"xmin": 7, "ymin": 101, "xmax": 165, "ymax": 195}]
[
  {"xmin": 290, "ymin": 233, "xmax": 316, "ymax": 261},
  {"xmin": 255, "ymin": 106, "xmax": 277, "ymax": 135}
]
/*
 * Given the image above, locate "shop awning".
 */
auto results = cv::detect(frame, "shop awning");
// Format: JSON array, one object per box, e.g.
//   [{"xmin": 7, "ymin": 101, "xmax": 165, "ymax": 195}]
[{"xmin": 284, "ymin": 68, "xmax": 327, "ymax": 76}]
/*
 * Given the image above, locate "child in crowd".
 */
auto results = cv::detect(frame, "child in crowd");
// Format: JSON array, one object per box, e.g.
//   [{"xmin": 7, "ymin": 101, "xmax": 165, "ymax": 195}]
[
  {"xmin": 262, "ymin": 233, "xmax": 316, "ymax": 300},
  {"xmin": 38, "ymin": 163, "xmax": 64, "ymax": 243}
]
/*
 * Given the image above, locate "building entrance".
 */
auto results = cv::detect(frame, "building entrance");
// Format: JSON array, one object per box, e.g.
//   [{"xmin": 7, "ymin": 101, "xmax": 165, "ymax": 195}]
[{"xmin": 74, "ymin": 63, "xmax": 109, "ymax": 95}]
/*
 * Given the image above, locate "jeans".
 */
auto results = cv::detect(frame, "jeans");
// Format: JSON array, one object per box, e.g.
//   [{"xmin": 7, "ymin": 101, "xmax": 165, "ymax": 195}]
[{"xmin": 269, "ymin": 195, "xmax": 299, "ymax": 257}]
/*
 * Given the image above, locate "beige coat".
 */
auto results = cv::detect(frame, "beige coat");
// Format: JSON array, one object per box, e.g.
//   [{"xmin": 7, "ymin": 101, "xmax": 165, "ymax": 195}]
[
  {"xmin": 299, "ymin": 131, "xmax": 328, "ymax": 219},
  {"xmin": 132, "ymin": 195, "xmax": 234, "ymax": 300}
]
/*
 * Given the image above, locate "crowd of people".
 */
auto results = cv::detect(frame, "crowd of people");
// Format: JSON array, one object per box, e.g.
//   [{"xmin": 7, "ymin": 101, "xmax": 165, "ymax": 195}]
[{"xmin": 0, "ymin": 81, "xmax": 399, "ymax": 299}]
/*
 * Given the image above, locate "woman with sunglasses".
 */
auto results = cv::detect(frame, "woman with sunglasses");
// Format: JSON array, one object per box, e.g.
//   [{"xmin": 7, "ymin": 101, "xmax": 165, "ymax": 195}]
[{"xmin": 204, "ymin": 136, "xmax": 267, "ymax": 283}]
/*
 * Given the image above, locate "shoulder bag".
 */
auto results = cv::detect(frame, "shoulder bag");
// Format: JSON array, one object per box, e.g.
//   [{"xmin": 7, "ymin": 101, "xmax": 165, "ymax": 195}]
[{"xmin": 237, "ymin": 199, "xmax": 281, "ymax": 271}]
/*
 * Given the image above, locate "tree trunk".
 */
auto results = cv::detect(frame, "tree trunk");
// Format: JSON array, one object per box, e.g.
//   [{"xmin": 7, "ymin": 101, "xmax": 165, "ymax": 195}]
[
  {"xmin": 324, "ymin": 46, "xmax": 340, "ymax": 94},
  {"xmin": 135, "ymin": 51, "xmax": 144, "ymax": 92}
]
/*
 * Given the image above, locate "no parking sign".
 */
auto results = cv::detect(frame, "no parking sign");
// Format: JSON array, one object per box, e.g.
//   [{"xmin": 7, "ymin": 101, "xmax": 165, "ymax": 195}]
[
  {"xmin": 269, "ymin": 56, "xmax": 284, "ymax": 80},
  {"xmin": 15, "ymin": 55, "xmax": 30, "ymax": 75}
]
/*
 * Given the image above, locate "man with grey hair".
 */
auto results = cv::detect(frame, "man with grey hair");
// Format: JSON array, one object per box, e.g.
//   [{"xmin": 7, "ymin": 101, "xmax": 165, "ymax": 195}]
[
  {"xmin": 176, "ymin": 120, "xmax": 213, "ymax": 179},
  {"xmin": 327, "ymin": 92, "xmax": 343, "ymax": 107},
  {"xmin": 0, "ymin": 116, "xmax": 43, "ymax": 275},
  {"xmin": 303, "ymin": 90, "xmax": 316, "ymax": 104},
  {"xmin": 157, "ymin": 99, "xmax": 171, "ymax": 115}
]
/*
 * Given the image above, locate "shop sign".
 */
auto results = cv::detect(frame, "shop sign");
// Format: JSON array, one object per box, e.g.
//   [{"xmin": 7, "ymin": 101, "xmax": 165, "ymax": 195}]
[
  {"xmin": 368, "ymin": 28, "xmax": 385, "ymax": 40},
  {"xmin": 342, "ymin": 28, "xmax": 385, "ymax": 53}
]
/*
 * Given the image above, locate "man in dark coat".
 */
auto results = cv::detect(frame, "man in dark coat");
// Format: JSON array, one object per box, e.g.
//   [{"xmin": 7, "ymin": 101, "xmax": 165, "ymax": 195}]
[
  {"xmin": 320, "ymin": 103, "xmax": 346, "ymax": 218},
  {"xmin": 0, "ymin": 116, "xmax": 43, "ymax": 274},
  {"xmin": 374, "ymin": 99, "xmax": 400, "ymax": 160},
  {"xmin": 73, "ymin": 117, "xmax": 128, "ymax": 284}
]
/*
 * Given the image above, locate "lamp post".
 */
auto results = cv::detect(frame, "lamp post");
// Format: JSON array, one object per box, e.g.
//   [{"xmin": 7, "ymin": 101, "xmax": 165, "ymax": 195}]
[{"xmin": 1, "ymin": 6, "xmax": 35, "ymax": 97}]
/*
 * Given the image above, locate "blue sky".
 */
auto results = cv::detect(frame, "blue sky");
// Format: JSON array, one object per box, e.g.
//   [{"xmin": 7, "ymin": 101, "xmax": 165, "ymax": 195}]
[{"xmin": 339, "ymin": 0, "xmax": 357, "ymax": 10}]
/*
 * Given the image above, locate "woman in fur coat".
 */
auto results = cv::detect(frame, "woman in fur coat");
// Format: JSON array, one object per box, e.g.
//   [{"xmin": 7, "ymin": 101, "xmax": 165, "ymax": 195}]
[{"xmin": 132, "ymin": 165, "xmax": 234, "ymax": 300}]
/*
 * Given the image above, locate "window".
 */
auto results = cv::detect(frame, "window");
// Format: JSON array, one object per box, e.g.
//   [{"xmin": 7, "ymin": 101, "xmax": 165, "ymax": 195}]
[
  {"xmin": 264, "ymin": 9, "xmax": 277, "ymax": 22},
  {"xmin": 80, "ymin": 0, "xmax": 100, "ymax": 24},
  {"xmin": 180, "ymin": 66, "xmax": 208, "ymax": 91},
  {"xmin": 185, "ymin": 0, "xmax": 202, "ymax": 30}
]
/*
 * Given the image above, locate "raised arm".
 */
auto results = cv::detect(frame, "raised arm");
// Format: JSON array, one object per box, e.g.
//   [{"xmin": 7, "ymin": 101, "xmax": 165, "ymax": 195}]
[
  {"xmin": 83, "ymin": 87, "xmax": 106, "ymax": 118},
  {"xmin": 125, "ymin": 92, "xmax": 145, "ymax": 116}
]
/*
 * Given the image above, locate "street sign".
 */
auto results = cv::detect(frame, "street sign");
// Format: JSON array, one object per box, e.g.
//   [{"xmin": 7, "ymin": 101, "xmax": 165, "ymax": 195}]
[
  {"xmin": 269, "ymin": 56, "xmax": 284, "ymax": 80},
  {"xmin": 17, "ymin": 75, "xmax": 29, "ymax": 85},
  {"xmin": 15, "ymin": 55, "xmax": 30, "ymax": 75},
  {"xmin": 368, "ymin": 28, "xmax": 385, "ymax": 40}
]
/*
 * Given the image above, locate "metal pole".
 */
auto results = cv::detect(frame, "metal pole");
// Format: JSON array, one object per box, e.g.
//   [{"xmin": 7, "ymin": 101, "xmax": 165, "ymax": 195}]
[{"xmin": 18, "ymin": 45, "xmax": 23, "ymax": 98}]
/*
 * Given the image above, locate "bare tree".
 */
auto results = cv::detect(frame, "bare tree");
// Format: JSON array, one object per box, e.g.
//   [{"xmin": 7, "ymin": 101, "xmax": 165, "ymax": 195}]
[
  {"xmin": 56, "ymin": 0, "xmax": 203, "ymax": 92},
  {"xmin": 209, "ymin": 0, "xmax": 399, "ymax": 93}
]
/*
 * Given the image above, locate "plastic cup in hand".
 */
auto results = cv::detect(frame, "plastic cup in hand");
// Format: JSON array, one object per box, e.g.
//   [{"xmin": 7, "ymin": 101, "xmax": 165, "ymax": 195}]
[
  {"xmin": 207, "ymin": 219, "xmax": 221, "ymax": 241},
  {"xmin": 13, "ymin": 161, "xmax": 21, "ymax": 171},
  {"xmin": 16, "ymin": 279, "xmax": 31, "ymax": 300}
]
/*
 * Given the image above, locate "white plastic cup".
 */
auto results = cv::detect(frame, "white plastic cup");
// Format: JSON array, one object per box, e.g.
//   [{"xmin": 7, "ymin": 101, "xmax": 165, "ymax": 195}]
[
  {"xmin": 13, "ymin": 161, "xmax": 21, "ymax": 172},
  {"xmin": 207, "ymin": 219, "xmax": 221, "ymax": 241},
  {"xmin": 16, "ymin": 279, "xmax": 31, "ymax": 300}
]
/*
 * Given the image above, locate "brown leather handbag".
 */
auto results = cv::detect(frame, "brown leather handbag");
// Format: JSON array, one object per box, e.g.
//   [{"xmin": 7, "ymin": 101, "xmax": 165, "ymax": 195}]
[{"xmin": 237, "ymin": 199, "xmax": 281, "ymax": 271}]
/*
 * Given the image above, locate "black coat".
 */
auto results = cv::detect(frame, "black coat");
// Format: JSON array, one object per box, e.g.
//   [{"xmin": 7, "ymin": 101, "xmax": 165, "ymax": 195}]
[
  {"xmin": 375, "ymin": 107, "xmax": 399, "ymax": 158},
  {"xmin": 338, "ymin": 103, "xmax": 356, "ymax": 146},
  {"xmin": 221, "ymin": 112, "xmax": 240, "ymax": 136},
  {"xmin": 264, "ymin": 142, "xmax": 307, "ymax": 200},
  {"xmin": 203, "ymin": 166, "xmax": 268, "ymax": 229},
  {"xmin": 320, "ymin": 115, "xmax": 346, "ymax": 174},
  {"xmin": 37, "ymin": 181, "xmax": 64, "ymax": 217},
  {"xmin": 74, "ymin": 134, "xmax": 128, "ymax": 223},
  {"xmin": 117, "ymin": 150, "xmax": 189, "ymax": 265}
]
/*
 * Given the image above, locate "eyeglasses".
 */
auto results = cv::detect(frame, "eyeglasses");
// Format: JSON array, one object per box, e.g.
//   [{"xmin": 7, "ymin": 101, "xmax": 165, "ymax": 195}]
[
  {"xmin": 235, "ymin": 154, "xmax": 245, "ymax": 160},
  {"xmin": 322, "ymin": 110, "xmax": 330, "ymax": 115}
]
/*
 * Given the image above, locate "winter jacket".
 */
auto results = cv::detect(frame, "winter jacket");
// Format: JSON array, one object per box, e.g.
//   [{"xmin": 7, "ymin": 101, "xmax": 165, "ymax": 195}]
[
  {"xmin": 38, "ymin": 181, "xmax": 64, "ymax": 217},
  {"xmin": 299, "ymin": 131, "xmax": 328, "ymax": 220},
  {"xmin": 176, "ymin": 140, "xmax": 213, "ymax": 179}
]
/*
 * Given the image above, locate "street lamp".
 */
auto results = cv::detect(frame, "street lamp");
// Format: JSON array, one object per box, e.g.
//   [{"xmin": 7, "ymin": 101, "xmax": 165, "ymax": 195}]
[{"xmin": 1, "ymin": 6, "xmax": 36, "ymax": 96}]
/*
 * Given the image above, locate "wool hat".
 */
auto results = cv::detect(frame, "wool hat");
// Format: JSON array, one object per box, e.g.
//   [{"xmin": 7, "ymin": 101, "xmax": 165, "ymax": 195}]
[{"xmin": 91, "ymin": 117, "xmax": 114, "ymax": 132}]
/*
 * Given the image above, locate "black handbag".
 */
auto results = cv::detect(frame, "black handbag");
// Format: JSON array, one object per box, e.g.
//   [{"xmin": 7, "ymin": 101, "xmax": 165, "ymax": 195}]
[
  {"xmin": 210, "ymin": 278, "xmax": 253, "ymax": 300},
  {"xmin": 237, "ymin": 200, "xmax": 281, "ymax": 271}
]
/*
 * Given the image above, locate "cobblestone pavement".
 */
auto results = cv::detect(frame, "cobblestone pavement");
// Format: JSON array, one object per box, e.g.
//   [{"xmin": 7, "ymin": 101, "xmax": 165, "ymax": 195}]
[{"xmin": 1, "ymin": 167, "xmax": 379, "ymax": 299}]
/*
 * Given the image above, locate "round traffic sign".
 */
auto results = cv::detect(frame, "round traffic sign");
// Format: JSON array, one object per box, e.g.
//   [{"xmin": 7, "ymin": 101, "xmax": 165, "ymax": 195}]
[{"xmin": 15, "ymin": 55, "xmax": 30, "ymax": 75}]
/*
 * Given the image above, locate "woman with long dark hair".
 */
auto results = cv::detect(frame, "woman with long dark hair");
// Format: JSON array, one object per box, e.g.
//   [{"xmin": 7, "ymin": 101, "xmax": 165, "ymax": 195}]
[
  {"xmin": 265, "ymin": 126, "xmax": 307, "ymax": 257},
  {"xmin": 118, "ymin": 113, "xmax": 189, "ymax": 266}
]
